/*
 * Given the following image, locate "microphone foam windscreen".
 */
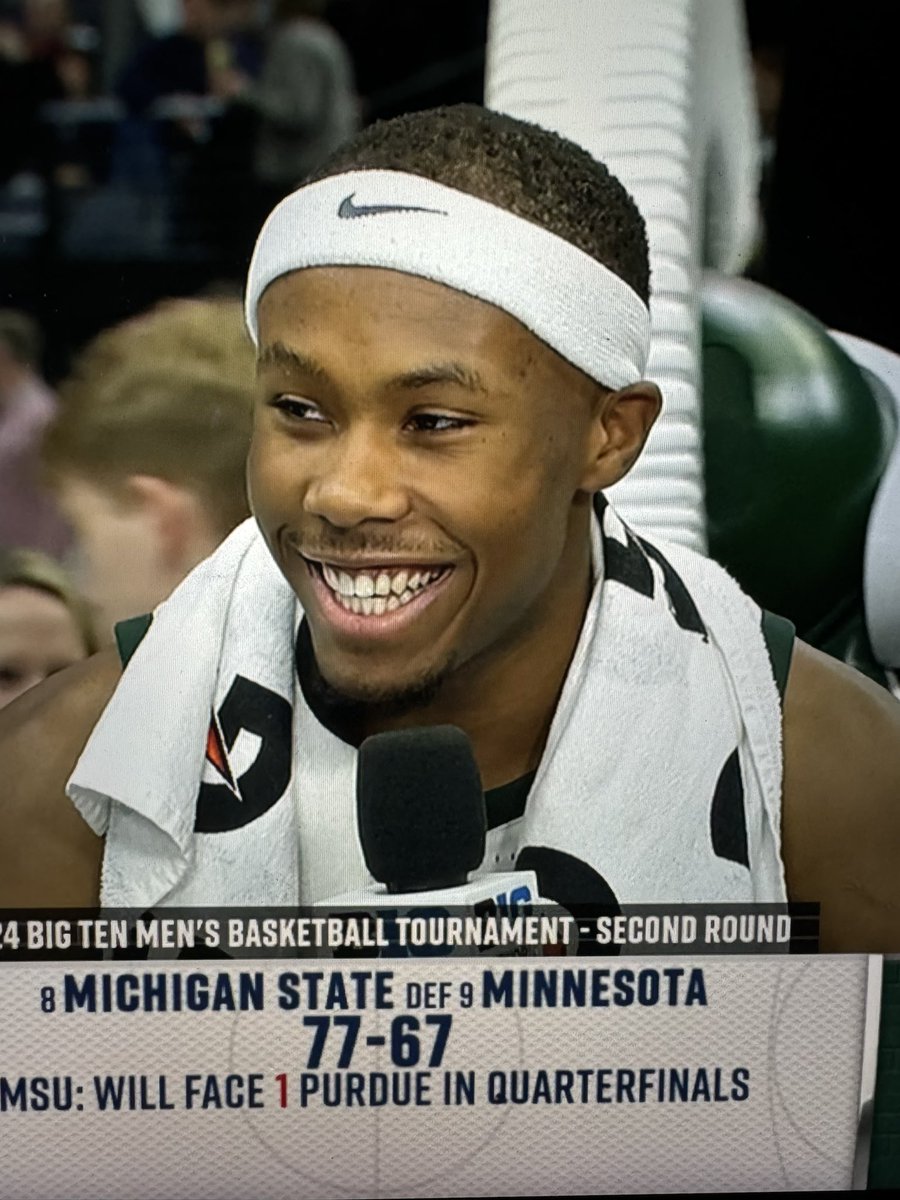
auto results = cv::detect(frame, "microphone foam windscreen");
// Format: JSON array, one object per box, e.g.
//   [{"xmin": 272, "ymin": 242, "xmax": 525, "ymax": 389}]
[{"xmin": 356, "ymin": 725, "xmax": 486, "ymax": 890}]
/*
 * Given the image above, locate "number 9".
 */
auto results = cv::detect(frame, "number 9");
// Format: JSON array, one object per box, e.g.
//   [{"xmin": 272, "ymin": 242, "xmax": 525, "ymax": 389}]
[{"xmin": 459, "ymin": 981, "xmax": 474, "ymax": 1008}]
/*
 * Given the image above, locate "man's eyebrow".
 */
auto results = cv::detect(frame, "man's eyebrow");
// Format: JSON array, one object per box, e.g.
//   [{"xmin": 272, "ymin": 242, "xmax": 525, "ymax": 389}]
[
  {"xmin": 257, "ymin": 345, "xmax": 485, "ymax": 394},
  {"xmin": 392, "ymin": 362, "xmax": 486, "ymax": 393},
  {"xmin": 256, "ymin": 341, "xmax": 328, "ymax": 379}
]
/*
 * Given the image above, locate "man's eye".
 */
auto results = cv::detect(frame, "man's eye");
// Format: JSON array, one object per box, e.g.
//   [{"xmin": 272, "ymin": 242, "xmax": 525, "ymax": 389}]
[
  {"xmin": 271, "ymin": 396, "xmax": 327, "ymax": 422},
  {"xmin": 406, "ymin": 413, "xmax": 474, "ymax": 433}
]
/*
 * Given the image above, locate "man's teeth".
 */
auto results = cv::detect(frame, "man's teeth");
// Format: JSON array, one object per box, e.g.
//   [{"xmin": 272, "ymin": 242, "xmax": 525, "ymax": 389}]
[{"xmin": 318, "ymin": 563, "xmax": 444, "ymax": 613}]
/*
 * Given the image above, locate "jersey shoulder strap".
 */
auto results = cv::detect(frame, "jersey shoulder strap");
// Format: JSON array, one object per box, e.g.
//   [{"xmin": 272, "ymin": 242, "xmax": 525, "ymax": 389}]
[
  {"xmin": 114, "ymin": 612, "xmax": 154, "ymax": 667},
  {"xmin": 760, "ymin": 609, "xmax": 795, "ymax": 703}
]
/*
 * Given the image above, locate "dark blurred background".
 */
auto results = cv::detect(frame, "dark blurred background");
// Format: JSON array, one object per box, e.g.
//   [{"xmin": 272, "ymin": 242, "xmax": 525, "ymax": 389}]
[
  {"xmin": 0, "ymin": 0, "xmax": 490, "ymax": 381},
  {"xmin": 1, "ymin": 0, "xmax": 898, "ymax": 378},
  {"xmin": 744, "ymin": 0, "xmax": 899, "ymax": 357}
]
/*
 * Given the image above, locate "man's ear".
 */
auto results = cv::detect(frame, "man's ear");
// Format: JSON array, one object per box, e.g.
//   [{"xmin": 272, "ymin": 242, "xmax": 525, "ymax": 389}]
[
  {"xmin": 124, "ymin": 475, "xmax": 204, "ymax": 571},
  {"xmin": 579, "ymin": 381, "xmax": 662, "ymax": 493}
]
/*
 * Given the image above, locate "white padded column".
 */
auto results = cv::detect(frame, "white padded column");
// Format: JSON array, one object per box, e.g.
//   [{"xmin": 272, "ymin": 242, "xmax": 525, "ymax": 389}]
[{"xmin": 485, "ymin": 0, "xmax": 760, "ymax": 552}]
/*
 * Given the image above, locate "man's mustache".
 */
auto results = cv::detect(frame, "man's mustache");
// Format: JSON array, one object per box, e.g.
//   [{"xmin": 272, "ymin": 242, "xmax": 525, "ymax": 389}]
[{"xmin": 292, "ymin": 533, "xmax": 457, "ymax": 560}]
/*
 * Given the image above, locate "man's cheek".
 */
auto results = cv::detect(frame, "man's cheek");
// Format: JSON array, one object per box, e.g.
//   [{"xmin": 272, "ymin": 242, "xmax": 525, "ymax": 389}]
[{"xmin": 245, "ymin": 454, "xmax": 278, "ymax": 520}]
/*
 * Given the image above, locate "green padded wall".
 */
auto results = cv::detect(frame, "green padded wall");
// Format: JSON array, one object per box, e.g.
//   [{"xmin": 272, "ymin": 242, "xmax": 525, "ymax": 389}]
[{"xmin": 701, "ymin": 277, "xmax": 896, "ymax": 680}]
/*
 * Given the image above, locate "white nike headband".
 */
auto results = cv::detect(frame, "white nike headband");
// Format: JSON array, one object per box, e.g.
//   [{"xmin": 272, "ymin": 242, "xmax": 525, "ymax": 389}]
[{"xmin": 245, "ymin": 169, "xmax": 651, "ymax": 389}]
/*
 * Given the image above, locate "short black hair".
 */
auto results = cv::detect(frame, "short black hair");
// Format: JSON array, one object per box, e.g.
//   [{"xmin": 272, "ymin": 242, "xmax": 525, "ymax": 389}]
[{"xmin": 307, "ymin": 104, "xmax": 650, "ymax": 304}]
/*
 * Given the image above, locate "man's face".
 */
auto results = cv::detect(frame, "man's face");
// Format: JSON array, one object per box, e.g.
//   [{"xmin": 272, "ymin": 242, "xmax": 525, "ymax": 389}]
[
  {"xmin": 249, "ymin": 266, "xmax": 604, "ymax": 709},
  {"xmin": 55, "ymin": 476, "xmax": 171, "ymax": 643}
]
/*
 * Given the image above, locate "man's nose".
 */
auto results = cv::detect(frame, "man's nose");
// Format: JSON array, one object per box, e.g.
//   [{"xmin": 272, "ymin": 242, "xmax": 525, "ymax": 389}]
[{"xmin": 303, "ymin": 426, "xmax": 410, "ymax": 528}]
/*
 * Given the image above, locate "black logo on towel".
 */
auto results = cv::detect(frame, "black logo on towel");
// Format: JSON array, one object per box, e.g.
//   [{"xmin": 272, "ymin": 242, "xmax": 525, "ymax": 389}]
[
  {"xmin": 709, "ymin": 749, "xmax": 750, "ymax": 868},
  {"xmin": 337, "ymin": 193, "xmax": 448, "ymax": 219},
  {"xmin": 593, "ymin": 494, "xmax": 708, "ymax": 639},
  {"xmin": 196, "ymin": 675, "xmax": 293, "ymax": 833}
]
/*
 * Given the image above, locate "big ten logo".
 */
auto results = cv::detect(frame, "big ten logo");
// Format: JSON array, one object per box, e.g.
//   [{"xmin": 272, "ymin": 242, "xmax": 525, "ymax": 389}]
[
  {"xmin": 472, "ymin": 885, "xmax": 533, "ymax": 922},
  {"xmin": 480, "ymin": 883, "xmax": 535, "ymax": 907}
]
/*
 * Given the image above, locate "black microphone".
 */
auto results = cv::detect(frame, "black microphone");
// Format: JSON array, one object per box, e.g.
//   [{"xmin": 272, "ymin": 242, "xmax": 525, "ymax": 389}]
[
  {"xmin": 320, "ymin": 726, "xmax": 575, "ymax": 956},
  {"xmin": 356, "ymin": 725, "xmax": 486, "ymax": 893}
]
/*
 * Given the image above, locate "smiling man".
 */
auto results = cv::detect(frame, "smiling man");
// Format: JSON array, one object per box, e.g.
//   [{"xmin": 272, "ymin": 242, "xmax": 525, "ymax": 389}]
[
  {"xmin": 249, "ymin": 264, "xmax": 618, "ymax": 790},
  {"xmin": 1, "ymin": 105, "xmax": 899, "ymax": 952}
]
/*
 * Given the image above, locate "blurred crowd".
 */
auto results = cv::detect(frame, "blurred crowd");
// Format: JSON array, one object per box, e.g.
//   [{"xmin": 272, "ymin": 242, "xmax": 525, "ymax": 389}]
[{"xmin": 1, "ymin": 0, "xmax": 360, "ymax": 264}]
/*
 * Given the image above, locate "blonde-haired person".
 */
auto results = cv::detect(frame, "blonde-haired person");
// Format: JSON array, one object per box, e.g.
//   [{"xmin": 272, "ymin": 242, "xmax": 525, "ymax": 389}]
[
  {"xmin": 0, "ymin": 547, "xmax": 97, "ymax": 709},
  {"xmin": 42, "ymin": 296, "xmax": 255, "ymax": 643}
]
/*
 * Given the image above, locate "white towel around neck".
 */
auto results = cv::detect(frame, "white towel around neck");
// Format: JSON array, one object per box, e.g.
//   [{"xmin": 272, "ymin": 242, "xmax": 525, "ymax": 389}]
[{"xmin": 68, "ymin": 504, "xmax": 787, "ymax": 909}]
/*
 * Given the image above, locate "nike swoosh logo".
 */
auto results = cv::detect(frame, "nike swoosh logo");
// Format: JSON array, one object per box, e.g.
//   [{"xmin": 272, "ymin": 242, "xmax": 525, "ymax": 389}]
[{"xmin": 338, "ymin": 193, "xmax": 448, "ymax": 219}]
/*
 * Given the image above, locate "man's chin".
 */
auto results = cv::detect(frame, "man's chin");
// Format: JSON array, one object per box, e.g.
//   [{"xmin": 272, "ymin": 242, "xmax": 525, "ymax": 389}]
[{"xmin": 312, "ymin": 658, "xmax": 456, "ymax": 721}]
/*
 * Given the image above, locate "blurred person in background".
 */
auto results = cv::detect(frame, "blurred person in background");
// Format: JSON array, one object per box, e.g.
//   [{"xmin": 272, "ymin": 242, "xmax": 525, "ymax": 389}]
[
  {"xmin": 0, "ymin": 545, "xmax": 97, "ymax": 709},
  {"xmin": 0, "ymin": 309, "xmax": 72, "ymax": 557},
  {"xmin": 20, "ymin": 0, "xmax": 71, "ymax": 53},
  {"xmin": 0, "ymin": 0, "xmax": 94, "ymax": 185},
  {"xmin": 118, "ymin": 0, "xmax": 260, "ymax": 113},
  {"xmin": 251, "ymin": 0, "xmax": 357, "ymax": 206},
  {"xmin": 219, "ymin": 0, "xmax": 357, "ymax": 266},
  {"xmin": 0, "ymin": 0, "xmax": 95, "ymax": 98},
  {"xmin": 115, "ymin": 0, "xmax": 264, "ymax": 256},
  {"xmin": 134, "ymin": 0, "xmax": 188, "ymax": 37},
  {"xmin": 41, "ymin": 297, "xmax": 255, "ymax": 643}
]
